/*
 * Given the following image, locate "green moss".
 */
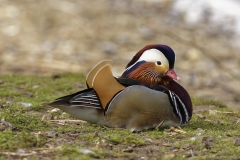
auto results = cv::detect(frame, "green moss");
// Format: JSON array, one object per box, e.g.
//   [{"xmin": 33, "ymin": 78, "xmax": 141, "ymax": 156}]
[
  {"xmin": 0, "ymin": 105, "xmax": 50, "ymax": 131},
  {"xmin": 0, "ymin": 130, "xmax": 46, "ymax": 151}
]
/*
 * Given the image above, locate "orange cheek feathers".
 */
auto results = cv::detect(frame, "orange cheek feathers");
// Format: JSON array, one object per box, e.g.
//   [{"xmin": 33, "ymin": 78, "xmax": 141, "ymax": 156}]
[{"xmin": 154, "ymin": 64, "xmax": 169, "ymax": 75}]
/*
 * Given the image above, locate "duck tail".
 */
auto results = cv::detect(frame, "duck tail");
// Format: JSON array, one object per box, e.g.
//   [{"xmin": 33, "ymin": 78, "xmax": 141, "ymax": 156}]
[{"xmin": 42, "ymin": 88, "xmax": 94, "ymax": 107}]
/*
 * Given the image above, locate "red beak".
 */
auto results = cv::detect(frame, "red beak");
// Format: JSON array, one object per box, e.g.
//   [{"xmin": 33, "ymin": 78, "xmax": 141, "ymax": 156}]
[{"xmin": 165, "ymin": 69, "xmax": 180, "ymax": 80}]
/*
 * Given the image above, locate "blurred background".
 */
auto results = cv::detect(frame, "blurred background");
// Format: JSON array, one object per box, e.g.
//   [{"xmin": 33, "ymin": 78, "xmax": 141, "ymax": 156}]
[{"xmin": 0, "ymin": 0, "xmax": 239, "ymax": 110}]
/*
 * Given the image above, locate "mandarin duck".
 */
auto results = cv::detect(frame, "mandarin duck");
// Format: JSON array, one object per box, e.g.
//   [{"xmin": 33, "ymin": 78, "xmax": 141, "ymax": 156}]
[{"xmin": 46, "ymin": 45, "xmax": 192, "ymax": 132}]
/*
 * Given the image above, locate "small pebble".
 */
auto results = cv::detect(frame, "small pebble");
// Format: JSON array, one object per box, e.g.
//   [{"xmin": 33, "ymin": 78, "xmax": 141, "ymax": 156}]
[
  {"xmin": 20, "ymin": 102, "xmax": 33, "ymax": 108},
  {"xmin": 49, "ymin": 108, "xmax": 61, "ymax": 113},
  {"xmin": 93, "ymin": 131, "xmax": 99, "ymax": 138},
  {"xmin": 0, "ymin": 123, "xmax": 6, "ymax": 131},
  {"xmin": 186, "ymin": 149, "xmax": 194, "ymax": 158},
  {"xmin": 196, "ymin": 114, "xmax": 205, "ymax": 119},
  {"xmin": 17, "ymin": 148, "xmax": 26, "ymax": 153},
  {"xmin": 46, "ymin": 131, "xmax": 58, "ymax": 138},
  {"xmin": 181, "ymin": 143, "xmax": 191, "ymax": 150},
  {"xmin": 201, "ymin": 136, "xmax": 214, "ymax": 143},
  {"xmin": 1, "ymin": 118, "xmax": 13, "ymax": 128},
  {"xmin": 41, "ymin": 114, "xmax": 53, "ymax": 121},
  {"xmin": 196, "ymin": 132, "xmax": 202, "ymax": 136},
  {"xmin": 234, "ymin": 138, "xmax": 240, "ymax": 146},
  {"xmin": 209, "ymin": 110, "xmax": 217, "ymax": 115},
  {"xmin": 78, "ymin": 148, "xmax": 96, "ymax": 155},
  {"xmin": 32, "ymin": 85, "xmax": 40, "ymax": 89},
  {"xmin": 61, "ymin": 112, "xmax": 67, "ymax": 115},
  {"xmin": 195, "ymin": 128, "xmax": 204, "ymax": 132},
  {"xmin": 162, "ymin": 154, "xmax": 175, "ymax": 159},
  {"xmin": 190, "ymin": 137, "xmax": 196, "ymax": 141},
  {"xmin": 144, "ymin": 138, "xmax": 153, "ymax": 143},
  {"xmin": 201, "ymin": 136, "xmax": 215, "ymax": 150}
]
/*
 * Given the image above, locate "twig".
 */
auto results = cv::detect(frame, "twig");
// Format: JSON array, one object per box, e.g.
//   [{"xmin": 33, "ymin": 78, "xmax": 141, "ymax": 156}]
[
  {"xmin": 0, "ymin": 152, "xmax": 36, "ymax": 156},
  {"xmin": 48, "ymin": 120, "xmax": 87, "ymax": 123},
  {"xmin": 190, "ymin": 149, "xmax": 194, "ymax": 157},
  {"xmin": 209, "ymin": 110, "xmax": 235, "ymax": 114},
  {"xmin": 31, "ymin": 148, "xmax": 55, "ymax": 151},
  {"xmin": 235, "ymin": 119, "xmax": 240, "ymax": 125},
  {"xmin": 155, "ymin": 121, "xmax": 165, "ymax": 130},
  {"xmin": 170, "ymin": 126, "xmax": 186, "ymax": 134}
]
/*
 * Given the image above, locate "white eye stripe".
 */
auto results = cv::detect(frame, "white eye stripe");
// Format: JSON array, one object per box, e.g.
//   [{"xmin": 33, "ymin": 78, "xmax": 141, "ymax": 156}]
[
  {"xmin": 123, "ymin": 48, "xmax": 170, "ymax": 74},
  {"xmin": 138, "ymin": 49, "xmax": 169, "ymax": 68}
]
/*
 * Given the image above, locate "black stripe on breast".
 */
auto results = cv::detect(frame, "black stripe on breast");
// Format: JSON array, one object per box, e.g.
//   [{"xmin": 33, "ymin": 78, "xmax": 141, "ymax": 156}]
[{"xmin": 167, "ymin": 90, "xmax": 190, "ymax": 125}]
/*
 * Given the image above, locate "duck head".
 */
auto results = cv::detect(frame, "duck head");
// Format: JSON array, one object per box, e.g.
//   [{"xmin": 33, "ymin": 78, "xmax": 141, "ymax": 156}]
[{"xmin": 122, "ymin": 44, "xmax": 179, "ymax": 86}]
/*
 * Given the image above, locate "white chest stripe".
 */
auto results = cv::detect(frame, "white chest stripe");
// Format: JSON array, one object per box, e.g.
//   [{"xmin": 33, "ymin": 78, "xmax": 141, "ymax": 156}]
[
  {"xmin": 168, "ymin": 90, "xmax": 189, "ymax": 125},
  {"xmin": 169, "ymin": 91, "xmax": 182, "ymax": 124}
]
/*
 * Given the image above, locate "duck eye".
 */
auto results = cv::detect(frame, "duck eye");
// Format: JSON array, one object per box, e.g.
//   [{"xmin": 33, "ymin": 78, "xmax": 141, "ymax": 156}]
[{"xmin": 156, "ymin": 61, "xmax": 161, "ymax": 65}]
